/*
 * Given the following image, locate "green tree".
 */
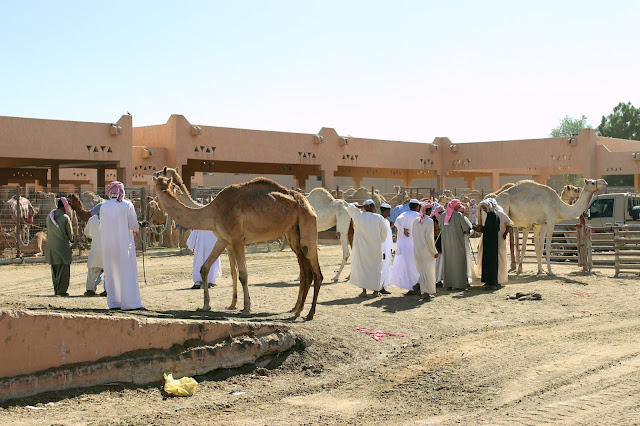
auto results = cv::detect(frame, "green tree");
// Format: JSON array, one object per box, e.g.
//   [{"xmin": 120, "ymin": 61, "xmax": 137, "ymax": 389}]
[
  {"xmin": 550, "ymin": 115, "xmax": 592, "ymax": 137},
  {"xmin": 597, "ymin": 102, "xmax": 640, "ymax": 140}
]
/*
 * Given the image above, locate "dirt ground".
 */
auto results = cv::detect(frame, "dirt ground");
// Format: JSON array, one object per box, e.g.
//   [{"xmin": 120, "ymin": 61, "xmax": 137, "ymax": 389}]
[{"xmin": 1, "ymin": 241, "xmax": 640, "ymax": 425}]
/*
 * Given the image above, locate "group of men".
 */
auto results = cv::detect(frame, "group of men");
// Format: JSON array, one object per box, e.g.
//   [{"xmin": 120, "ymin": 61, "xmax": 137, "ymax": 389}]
[
  {"xmin": 44, "ymin": 182, "xmax": 513, "ymax": 310},
  {"xmin": 45, "ymin": 182, "xmax": 145, "ymax": 310},
  {"xmin": 346, "ymin": 196, "xmax": 514, "ymax": 300}
]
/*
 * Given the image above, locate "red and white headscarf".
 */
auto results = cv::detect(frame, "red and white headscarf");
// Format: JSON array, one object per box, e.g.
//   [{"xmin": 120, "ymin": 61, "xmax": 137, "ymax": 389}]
[
  {"xmin": 418, "ymin": 201, "xmax": 434, "ymax": 224},
  {"xmin": 49, "ymin": 196, "xmax": 71, "ymax": 228},
  {"xmin": 430, "ymin": 205, "xmax": 445, "ymax": 221},
  {"xmin": 444, "ymin": 199, "xmax": 461, "ymax": 225},
  {"xmin": 106, "ymin": 181, "xmax": 125, "ymax": 202}
]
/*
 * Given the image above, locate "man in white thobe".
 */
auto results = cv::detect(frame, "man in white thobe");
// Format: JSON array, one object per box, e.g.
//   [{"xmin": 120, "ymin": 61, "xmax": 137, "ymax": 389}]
[
  {"xmin": 413, "ymin": 202, "xmax": 439, "ymax": 300},
  {"xmin": 347, "ymin": 199, "xmax": 390, "ymax": 297},
  {"xmin": 388, "ymin": 199, "xmax": 421, "ymax": 293},
  {"xmin": 187, "ymin": 230, "xmax": 223, "ymax": 289},
  {"xmin": 100, "ymin": 181, "xmax": 144, "ymax": 311},
  {"xmin": 84, "ymin": 214, "xmax": 105, "ymax": 296},
  {"xmin": 379, "ymin": 203, "xmax": 393, "ymax": 294}
]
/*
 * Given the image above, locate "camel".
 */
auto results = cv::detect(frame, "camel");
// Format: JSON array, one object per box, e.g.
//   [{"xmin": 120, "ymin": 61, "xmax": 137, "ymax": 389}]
[
  {"xmin": 79, "ymin": 191, "xmax": 105, "ymax": 210},
  {"xmin": 0, "ymin": 230, "xmax": 46, "ymax": 256},
  {"xmin": 306, "ymin": 187, "xmax": 353, "ymax": 282},
  {"xmin": 496, "ymin": 178, "xmax": 607, "ymax": 275},
  {"xmin": 67, "ymin": 194, "xmax": 93, "ymax": 222},
  {"xmin": 153, "ymin": 173, "xmax": 324, "ymax": 319},
  {"xmin": 560, "ymin": 184, "xmax": 581, "ymax": 205}
]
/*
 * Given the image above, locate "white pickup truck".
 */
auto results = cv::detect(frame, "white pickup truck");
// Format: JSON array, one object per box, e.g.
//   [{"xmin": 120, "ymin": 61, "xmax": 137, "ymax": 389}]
[{"xmin": 557, "ymin": 192, "xmax": 640, "ymax": 227}]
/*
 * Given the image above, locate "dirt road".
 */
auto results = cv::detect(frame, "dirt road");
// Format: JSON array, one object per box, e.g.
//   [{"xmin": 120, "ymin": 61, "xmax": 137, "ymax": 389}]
[{"xmin": 1, "ymin": 243, "xmax": 639, "ymax": 425}]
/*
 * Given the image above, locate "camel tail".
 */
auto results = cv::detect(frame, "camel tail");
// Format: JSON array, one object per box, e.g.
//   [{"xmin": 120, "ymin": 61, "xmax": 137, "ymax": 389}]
[{"xmin": 347, "ymin": 219, "xmax": 354, "ymax": 248}]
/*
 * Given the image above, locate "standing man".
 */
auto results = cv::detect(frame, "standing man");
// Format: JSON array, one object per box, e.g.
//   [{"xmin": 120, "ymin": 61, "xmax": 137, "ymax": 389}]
[
  {"xmin": 389, "ymin": 199, "xmax": 421, "ymax": 293},
  {"xmin": 379, "ymin": 203, "xmax": 393, "ymax": 295},
  {"xmin": 474, "ymin": 198, "xmax": 513, "ymax": 288},
  {"xmin": 388, "ymin": 198, "xmax": 411, "ymax": 229},
  {"xmin": 100, "ymin": 181, "xmax": 144, "ymax": 310},
  {"xmin": 347, "ymin": 199, "xmax": 389, "ymax": 297},
  {"xmin": 431, "ymin": 204, "xmax": 445, "ymax": 287},
  {"xmin": 45, "ymin": 197, "xmax": 74, "ymax": 296},
  {"xmin": 441, "ymin": 199, "xmax": 473, "ymax": 290},
  {"xmin": 186, "ymin": 229, "xmax": 222, "ymax": 289},
  {"xmin": 83, "ymin": 214, "xmax": 105, "ymax": 296},
  {"xmin": 412, "ymin": 202, "xmax": 438, "ymax": 300}
]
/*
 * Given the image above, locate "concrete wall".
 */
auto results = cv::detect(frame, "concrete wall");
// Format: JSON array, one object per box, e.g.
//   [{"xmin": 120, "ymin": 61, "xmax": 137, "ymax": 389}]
[{"xmin": 0, "ymin": 310, "xmax": 289, "ymax": 379}]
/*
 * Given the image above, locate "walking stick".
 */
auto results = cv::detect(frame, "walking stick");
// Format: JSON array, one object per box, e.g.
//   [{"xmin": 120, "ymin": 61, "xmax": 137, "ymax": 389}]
[{"xmin": 140, "ymin": 221, "xmax": 149, "ymax": 285}]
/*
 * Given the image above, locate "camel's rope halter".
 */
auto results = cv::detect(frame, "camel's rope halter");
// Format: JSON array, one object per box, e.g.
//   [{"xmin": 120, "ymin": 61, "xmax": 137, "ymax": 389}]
[{"xmin": 148, "ymin": 211, "xmax": 169, "ymax": 235}]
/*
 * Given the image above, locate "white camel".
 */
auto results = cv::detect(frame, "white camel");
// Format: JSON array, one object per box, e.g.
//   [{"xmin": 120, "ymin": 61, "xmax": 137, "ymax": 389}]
[
  {"xmin": 496, "ymin": 178, "xmax": 607, "ymax": 275},
  {"xmin": 306, "ymin": 187, "xmax": 352, "ymax": 282}
]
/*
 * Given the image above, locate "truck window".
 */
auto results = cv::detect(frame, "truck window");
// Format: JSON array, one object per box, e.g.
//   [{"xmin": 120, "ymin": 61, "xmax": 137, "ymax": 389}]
[{"xmin": 588, "ymin": 199, "xmax": 614, "ymax": 218}]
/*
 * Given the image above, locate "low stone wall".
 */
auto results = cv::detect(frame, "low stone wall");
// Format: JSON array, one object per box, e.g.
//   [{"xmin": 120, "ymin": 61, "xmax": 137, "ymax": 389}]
[{"xmin": 0, "ymin": 310, "xmax": 297, "ymax": 402}]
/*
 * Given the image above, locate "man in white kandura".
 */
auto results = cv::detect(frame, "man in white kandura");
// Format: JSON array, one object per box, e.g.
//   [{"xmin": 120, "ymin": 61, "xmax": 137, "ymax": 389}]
[
  {"xmin": 388, "ymin": 199, "xmax": 421, "ymax": 294},
  {"xmin": 100, "ymin": 181, "xmax": 144, "ymax": 310},
  {"xmin": 412, "ymin": 201, "xmax": 438, "ymax": 300},
  {"xmin": 379, "ymin": 203, "xmax": 393, "ymax": 294},
  {"xmin": 347, "ymin": 199, "xmax": 390, "ymax": 297},
  {"xmin": 186, "ymin": 229, "xmax": 223, "ymax": 290}
]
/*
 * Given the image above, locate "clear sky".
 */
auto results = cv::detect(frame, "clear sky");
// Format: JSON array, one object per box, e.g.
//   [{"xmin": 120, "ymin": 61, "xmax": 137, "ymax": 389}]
[{"xmin": 1, "ymin": 1, "xmax": 638, "ymax": 143}]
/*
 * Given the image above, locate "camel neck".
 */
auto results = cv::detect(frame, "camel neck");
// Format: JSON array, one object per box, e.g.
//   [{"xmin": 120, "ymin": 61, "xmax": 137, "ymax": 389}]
[
  {"xmin": 156, "ymin": 190, "xmax": 211, "ymax": 230},
  {"xmin": 558, "ymin": 189, "xmax": 593, "ymax": 220}
]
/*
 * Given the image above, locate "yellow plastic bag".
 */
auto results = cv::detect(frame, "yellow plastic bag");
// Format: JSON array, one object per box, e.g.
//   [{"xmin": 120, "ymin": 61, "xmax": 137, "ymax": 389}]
[{"xmin": 163, "ymin": 373, "xmax": 197, "ymax": 397}]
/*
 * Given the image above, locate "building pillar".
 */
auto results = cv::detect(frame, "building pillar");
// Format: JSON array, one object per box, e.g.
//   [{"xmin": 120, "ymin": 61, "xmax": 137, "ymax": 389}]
[
  {"xmin": 532, "ymin": 174, "xmax": 550, "ymax": 186},
  {"xmin": 490, "ymin": 172, "xmax": 500, "ymax": 192},
  {"xmin": 50, "ymin": 163, "xmax": 60, "ymax": 190},
  {"xmin": 351, "ymin": 176, "xmax": 363, "ymax": 188},
  {"xmin": 294, "ymin": 174, "xmax": 308, "ymax": 190},
  {"xmin": 96, "ymin": 166, "xmax": 105, "ymax": 190},
  {"xmin": 436, "ymin": 174, "xmax": 446, "ymax": 193},
  {"xmin": 116, "ymin": 168, "xmax": 126, "ymax": 185},
  {"xmin": 182, "ymin": 165, "xmax": 195, "ymax": 191},
  {"xmin": 402, "ymin": 173, "xmax": 414, "ymax": 188},
  {"xmin": 465, "ymin": 176, "xmax": 476, "ymax": 190},
  {"xmin": 635, "ymin": 174, "xmax": 640, "ymax": 193}
]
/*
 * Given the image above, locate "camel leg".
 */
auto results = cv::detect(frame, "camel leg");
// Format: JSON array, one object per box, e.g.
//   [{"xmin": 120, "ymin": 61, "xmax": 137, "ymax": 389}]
[
  {"xmin": 533, "ymin": 226, "xmax": 544, "ymax": 275},
  {"xmin": 198, "ymin": 240, "xmax": 228, "ymax": 311},
  {"xmin": 518, "ymin": 228, "xmax": 528, "ymax": 274},
  {"xmin": 543, "ymin": 223, "xmax": 556, "ymax": 275},
  {"xmin": 508, "ymin": 228, "xmax": 516, "ymax": 272},
  {"xmin": 332, "ymin": 231, "xmax": 350, "ymax": 282},
  {"xmin": 298, "ymin": 214, "xmax": 324, "ymax": 321},
  {"xmin": 229, "ymin": 241, "xmax": 251, "ymax": 314},
  {"xmin": 286, "ymin": 228, "xmax": 307, "ymax": 315},
  {"xmin": 226, "ymin": 250, "xmax": 239, "ymax": 310}
]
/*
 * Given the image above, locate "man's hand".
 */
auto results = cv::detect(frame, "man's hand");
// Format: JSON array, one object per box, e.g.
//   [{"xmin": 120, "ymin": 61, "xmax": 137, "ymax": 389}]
[
  {"xmin": 403, "ymin": 228, "xmax": 410, "ymax": 237},
  {"xmin": 502, "ymin": 231, "xmax": 509, "ymax": 240},
  {"xmin": 138, "ymin": 220, "xmax": 148, "ymax": 228}
]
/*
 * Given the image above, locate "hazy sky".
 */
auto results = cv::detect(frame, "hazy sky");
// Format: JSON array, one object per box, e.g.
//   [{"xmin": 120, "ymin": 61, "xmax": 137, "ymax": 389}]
[{"xmin": 1, "ymin": 1, "xmax": 638, "ymax": 143}]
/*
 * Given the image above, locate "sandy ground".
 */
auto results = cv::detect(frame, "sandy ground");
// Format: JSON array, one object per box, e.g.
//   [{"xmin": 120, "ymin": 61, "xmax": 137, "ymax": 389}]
[{"xmin": 1, "ymin": 242, "xmax": 640, "ymax": 425}]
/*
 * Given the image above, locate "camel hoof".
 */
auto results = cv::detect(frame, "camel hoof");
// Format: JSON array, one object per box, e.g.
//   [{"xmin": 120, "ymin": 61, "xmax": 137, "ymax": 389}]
[
  {"xmin": 241, "ymin": 308, "xmax": 251, "ymax": 315},
  {"xmin": 332, "ymin": 277, "xmax": 339, "ymax": 283},
  {"xmin": 226, "ymin": 305, "xmax": 237, "ymax": 310},
  {"xmin": 197, "ymin": 305, "xmax": 211, "ymax": 312}
]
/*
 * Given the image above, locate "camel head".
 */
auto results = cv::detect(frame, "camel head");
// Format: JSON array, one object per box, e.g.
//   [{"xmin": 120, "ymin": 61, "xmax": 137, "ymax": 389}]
[
  {"xmin": 583, "ymin": 178, "xmax": 608, "ymax": 194},
  {"xmin": 153, "ymin": 167, "xmax": 185, "ymax": 186},
  {"xmin": 152, "ymin": 175, "xmax": 176, "ymax": 197},
  {"xmin": 67, "ymin": 193, "xmax": 81, "ymax": 206},
  {"xmin": 561, "ymin": 185, "xmax": 581, "ymax": 205}
]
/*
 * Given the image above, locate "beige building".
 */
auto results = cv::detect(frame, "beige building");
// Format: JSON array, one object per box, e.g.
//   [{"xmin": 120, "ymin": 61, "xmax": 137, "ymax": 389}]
[{"xmin": 1, "ymin": 114, "xmax": 639, "ymax": 195}]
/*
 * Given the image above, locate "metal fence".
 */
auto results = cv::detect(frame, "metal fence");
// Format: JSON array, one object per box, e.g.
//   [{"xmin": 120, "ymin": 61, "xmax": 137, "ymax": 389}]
[{"xmin": 0, "ymin": 185, "xmax": 150, "ymax": 260}]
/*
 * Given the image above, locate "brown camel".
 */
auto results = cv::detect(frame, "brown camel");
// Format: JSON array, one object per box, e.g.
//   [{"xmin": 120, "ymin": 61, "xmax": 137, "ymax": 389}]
[
  {"xmin": 67, "ymin": 194, "xmax": 93, "ymax": 222},
  {"xmin": 153, "ymin": 174, "xmax": 324, "ymax": 320},
  {"xmin": 153, "ymin": 167, "xmax": 241, "ymax": 305}
]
